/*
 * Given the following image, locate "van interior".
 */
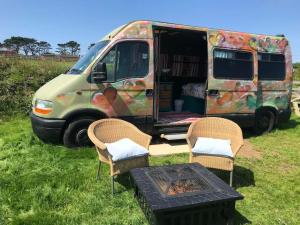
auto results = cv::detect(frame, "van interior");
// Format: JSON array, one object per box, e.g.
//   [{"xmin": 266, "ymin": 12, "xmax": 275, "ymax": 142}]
[{"xmin": 153, "ymin": 27, "xmax": 208, "ymax": 125}]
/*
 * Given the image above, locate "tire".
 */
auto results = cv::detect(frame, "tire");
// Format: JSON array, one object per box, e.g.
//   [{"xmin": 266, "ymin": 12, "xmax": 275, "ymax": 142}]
[
  {"xmin": 63, "ymin": 118, "xmax": 95, "ymax": 148},
  {"xmin": 254, "ymin": 109, "xmax": 276, "ymax": 135}
]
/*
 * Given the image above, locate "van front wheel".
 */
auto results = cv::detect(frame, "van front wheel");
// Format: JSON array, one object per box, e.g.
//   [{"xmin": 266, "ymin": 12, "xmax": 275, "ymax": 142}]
[
  {"xmin": 254, "ymin": 109, "xmax": 276, "ymax": 135},
  {"xmin": 63, "ymin": 118, "xmax": 95, "ymax": 148}
]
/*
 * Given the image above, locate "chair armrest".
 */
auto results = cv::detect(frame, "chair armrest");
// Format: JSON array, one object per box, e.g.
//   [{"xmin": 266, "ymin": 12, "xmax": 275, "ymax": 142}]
[
  {"xmin": 232, "ymin": 139, "xmax": 244, "ymax": 157},
  {"xmin": 87, "ymin": 121, "xmax": 107, "ymax": 151},
  {"xmin": 186, "ymin": 121, "xmax": 198, "ymax": 152},
  {"xmin": 186, "ymin": 134, "xmax": 197, "ymax": 152},
  {"xmin": 130, "ymin": 130, "xmax": 152, "ymax": 150}
]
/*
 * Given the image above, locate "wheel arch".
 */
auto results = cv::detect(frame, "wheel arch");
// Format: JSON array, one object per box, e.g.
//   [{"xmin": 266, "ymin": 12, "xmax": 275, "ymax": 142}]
[{"xmin": 63, "ymin": 108, "xmax": 108, "ymax": 123}]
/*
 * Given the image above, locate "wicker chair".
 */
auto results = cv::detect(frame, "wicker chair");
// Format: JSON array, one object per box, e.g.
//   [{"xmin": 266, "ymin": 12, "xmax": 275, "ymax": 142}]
[
  {"xmin": 88, "ymin": 119, "xmax": 152, "ymax": 194},
  {"xmin": 186, "ymin": 117, "xmax": 243, "ymax": 186}
]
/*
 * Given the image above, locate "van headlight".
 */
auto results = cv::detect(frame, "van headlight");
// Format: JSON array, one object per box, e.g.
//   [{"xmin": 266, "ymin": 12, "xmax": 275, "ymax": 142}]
[{"xmin": 34, "ymin": 99, "xmax": 53, "ymax": 115}]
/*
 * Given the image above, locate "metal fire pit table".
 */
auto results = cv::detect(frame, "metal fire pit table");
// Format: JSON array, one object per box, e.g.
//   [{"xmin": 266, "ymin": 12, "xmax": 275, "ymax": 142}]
[{"xmin": 130, "ymin": 163, "xmax": 243, "ymax": 225}]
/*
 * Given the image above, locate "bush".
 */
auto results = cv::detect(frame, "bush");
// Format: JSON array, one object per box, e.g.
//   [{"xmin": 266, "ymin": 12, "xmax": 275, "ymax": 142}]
[
  {"xmin": 0, "ymin": 57, "xmax": 74, "ymax": 115},
  {"xmin": 294, "ymin": 63, "xmax": 300, "ymax": 81}
]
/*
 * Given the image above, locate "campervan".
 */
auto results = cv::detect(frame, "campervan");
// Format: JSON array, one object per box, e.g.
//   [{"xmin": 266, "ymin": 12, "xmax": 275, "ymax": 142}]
[{"xmin": 30, "ymin": 21, "xmax": 293, "ymax": 147}]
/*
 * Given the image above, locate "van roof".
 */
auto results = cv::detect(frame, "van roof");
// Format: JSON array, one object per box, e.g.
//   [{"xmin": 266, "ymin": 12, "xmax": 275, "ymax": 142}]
[
  {"xmin": 98, "ymin": 20, "xmax": 288, "ymax": 45},
  {"xmin": 116, "ymin": 20, "xmax": 287, "ymax": 40},
  {"xmin": 154, "ymin": 20, "xmax": 287, "ymax": 38}
]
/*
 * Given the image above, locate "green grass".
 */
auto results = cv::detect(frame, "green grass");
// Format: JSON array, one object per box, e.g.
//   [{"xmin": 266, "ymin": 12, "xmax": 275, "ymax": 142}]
[{"xmin": 0, "ymin": 116, "xmax": 299, "ymax": 225}]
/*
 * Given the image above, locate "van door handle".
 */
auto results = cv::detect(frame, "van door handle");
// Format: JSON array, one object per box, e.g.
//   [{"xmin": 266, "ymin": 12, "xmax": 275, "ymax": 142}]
[
  {"xmin": 145, "ymin": 89, "xmax": 153, "ymax": 97},
  {"xmin": 208, "ymin": 89, "xmax": 220, "ymax": 97}
]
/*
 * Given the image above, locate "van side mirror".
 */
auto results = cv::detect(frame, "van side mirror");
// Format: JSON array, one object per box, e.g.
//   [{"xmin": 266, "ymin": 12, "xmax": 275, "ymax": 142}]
[{"xmin": 91, "ymin": 62, "xmax": 107, "ymax": 82}]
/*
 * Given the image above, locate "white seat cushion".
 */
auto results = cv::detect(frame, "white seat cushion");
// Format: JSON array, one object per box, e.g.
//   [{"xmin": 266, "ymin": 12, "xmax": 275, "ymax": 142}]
[
  {"xmin": 192, "ymin": 137, "xmax": 233, "ymax": 158},
  {"xmin": 105, "ymin": 138, "xmax": 148, "ymax": 162}
]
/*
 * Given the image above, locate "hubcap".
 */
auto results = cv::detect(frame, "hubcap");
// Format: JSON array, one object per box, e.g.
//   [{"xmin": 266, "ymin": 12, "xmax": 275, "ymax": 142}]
[
  {"xmin": 258, "ymin": 113, "xmax": 272, "ymax": 132},
  {"xmin": 261, "ymin": 116, "xmax": 269, "ymax": 128},
  {"xmin": 76, "ymin": 128, "xmax": 90, "ymax": 146}
]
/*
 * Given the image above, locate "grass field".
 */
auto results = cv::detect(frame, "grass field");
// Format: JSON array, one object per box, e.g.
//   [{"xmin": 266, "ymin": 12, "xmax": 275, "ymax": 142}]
[
  {"xmin": 0, "ymin": 116, "xmax": 299, "ymax": 225},
  {"xmin": 0, "ymin": 57, "xmax": 300, "ymax": 225}
]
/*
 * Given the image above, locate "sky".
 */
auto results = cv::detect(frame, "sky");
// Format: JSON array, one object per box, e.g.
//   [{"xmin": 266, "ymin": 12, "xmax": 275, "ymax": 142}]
[{"xmin": 1, "ymin": 0, "xmax": 299, "ymax": 62}]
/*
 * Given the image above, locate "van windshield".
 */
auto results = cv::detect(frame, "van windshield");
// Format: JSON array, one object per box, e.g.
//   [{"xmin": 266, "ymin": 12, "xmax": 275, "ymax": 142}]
[{"xmin": 67, "ymin": 40, "xmax": 109, "ymax": 74}]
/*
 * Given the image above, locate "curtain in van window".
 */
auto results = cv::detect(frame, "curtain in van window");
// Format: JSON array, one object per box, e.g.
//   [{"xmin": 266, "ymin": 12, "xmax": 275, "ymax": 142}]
[{"xmin": 214, "ymin": 50, "xmax": 234, "ymax": 59}]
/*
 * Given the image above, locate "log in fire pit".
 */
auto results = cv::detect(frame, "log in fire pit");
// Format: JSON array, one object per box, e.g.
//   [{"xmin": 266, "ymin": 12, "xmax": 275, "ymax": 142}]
[{"xmin": 130, "ymin": 163, "xmax": 243, "ymax": 225}]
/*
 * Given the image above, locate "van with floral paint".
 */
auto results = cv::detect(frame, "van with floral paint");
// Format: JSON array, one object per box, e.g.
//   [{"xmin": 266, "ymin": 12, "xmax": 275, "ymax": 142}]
[{"xmin": 30, "ymin": 20, "xmax": 293, "ymax": 147}]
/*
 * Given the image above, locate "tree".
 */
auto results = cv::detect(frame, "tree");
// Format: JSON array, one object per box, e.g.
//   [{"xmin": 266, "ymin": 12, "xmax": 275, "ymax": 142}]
[
  {"xmin": 56, "ymin": 41, "xmax": 80, "ymax": 56},
  {"xmin": 3, "ymin": 36, "xmax": 38, "ymax": 55},
  {"xmin": 65, "ymin": 41, "xmax": 80, "ymax": 56},
  {"xmin": 56, "ymin": 43, "xmax": 68, "ymax": 55},
  {"xmin": 37, "ymin": 41, "xmax": 51, "ymax": 55},
  {"xmin": 88, "ymin": 43, "xmax": 95, "ymax": 49},
  {"xmin": 22, "ymin": 38, "xmax": 37, "ymax": 55},
  {"xmin": 3, "ymin": 36, "xmax": 25, "ymax": 54}
]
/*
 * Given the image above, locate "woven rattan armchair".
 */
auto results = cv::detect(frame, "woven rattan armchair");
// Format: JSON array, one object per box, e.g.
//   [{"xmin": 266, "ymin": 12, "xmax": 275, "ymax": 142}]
[
  {"xmin": 88, "ymin": 119, "xmax": 152, "ymax": 194},
  {"xmin": 186, "ymin": 117, "xmax": 243, "ymax": 186}
]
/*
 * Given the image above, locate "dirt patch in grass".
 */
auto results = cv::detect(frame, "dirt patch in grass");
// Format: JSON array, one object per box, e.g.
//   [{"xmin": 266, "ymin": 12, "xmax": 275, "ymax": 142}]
[{"xmin": 237, "ymin": 140, "xmax": 262, "ymax": 159}]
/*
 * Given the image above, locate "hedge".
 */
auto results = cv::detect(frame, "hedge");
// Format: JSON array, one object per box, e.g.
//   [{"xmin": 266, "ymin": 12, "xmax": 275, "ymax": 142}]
[{"xmin": 0, "ymin": 57, "xmax": 74, "ymax": 115}]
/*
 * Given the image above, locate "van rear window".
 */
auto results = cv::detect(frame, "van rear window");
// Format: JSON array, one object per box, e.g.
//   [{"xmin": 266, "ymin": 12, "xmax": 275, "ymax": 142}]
[
  {"xmin": 258, "ymin": 53, "xmax": 285, "ymax": 80},
  {"xmin": 213, "ymin": 49, "xmax": 253, "ymax": 80}
]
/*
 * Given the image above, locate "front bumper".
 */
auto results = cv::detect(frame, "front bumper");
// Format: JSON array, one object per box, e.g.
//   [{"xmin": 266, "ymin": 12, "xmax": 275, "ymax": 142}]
[{"xmin": 30, "ymin": 112, "xmax": 66, "ymax": 143}]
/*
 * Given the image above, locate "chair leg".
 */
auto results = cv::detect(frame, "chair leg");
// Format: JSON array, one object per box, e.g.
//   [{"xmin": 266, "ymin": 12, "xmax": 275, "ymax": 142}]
[
  {"xmin": 96, "ymin": 161, "xmax": 101, "ymax": 181},
  {"xmin": 111, "ymin": 176, "xmax": 115, "ymax": 195},
  {"xmin": 229, "ymin": 171, "xmax": 233, "ymax": 187},
  {"xmin": 227, "ymin": 218, "xmax": 234, "ymax": 225},
  {"xmin": 128, "ymin": 175, "xmax": 132, "ymax": 188}
]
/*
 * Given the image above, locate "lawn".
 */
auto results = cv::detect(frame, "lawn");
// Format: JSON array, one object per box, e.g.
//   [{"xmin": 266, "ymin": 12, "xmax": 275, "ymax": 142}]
[{"xmin": 0, "ymin": 116, "xmax": 299, "ymax": 225}]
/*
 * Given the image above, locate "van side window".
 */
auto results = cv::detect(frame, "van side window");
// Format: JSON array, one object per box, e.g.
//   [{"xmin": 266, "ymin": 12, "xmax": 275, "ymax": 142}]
[
  {"xmin": 213, "ymin": 49, "xmax": 253, "ymax": 80},
  {"xmin": 100, "ymin": 46, "xmax": 116, "ymax": 81},
  {"xmin": 258, "ymin": 53, "xmax": 285, "ymax": 80},
  {"xmin": 116, "ymin": 42, "xmax": 149, "ymax": 80}
]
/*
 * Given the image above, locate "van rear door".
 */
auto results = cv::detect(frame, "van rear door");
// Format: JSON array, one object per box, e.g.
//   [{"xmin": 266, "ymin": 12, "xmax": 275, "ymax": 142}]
[{"xmin": 256, "ymin": 52, "xmax": 290, "ymax": 110}]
